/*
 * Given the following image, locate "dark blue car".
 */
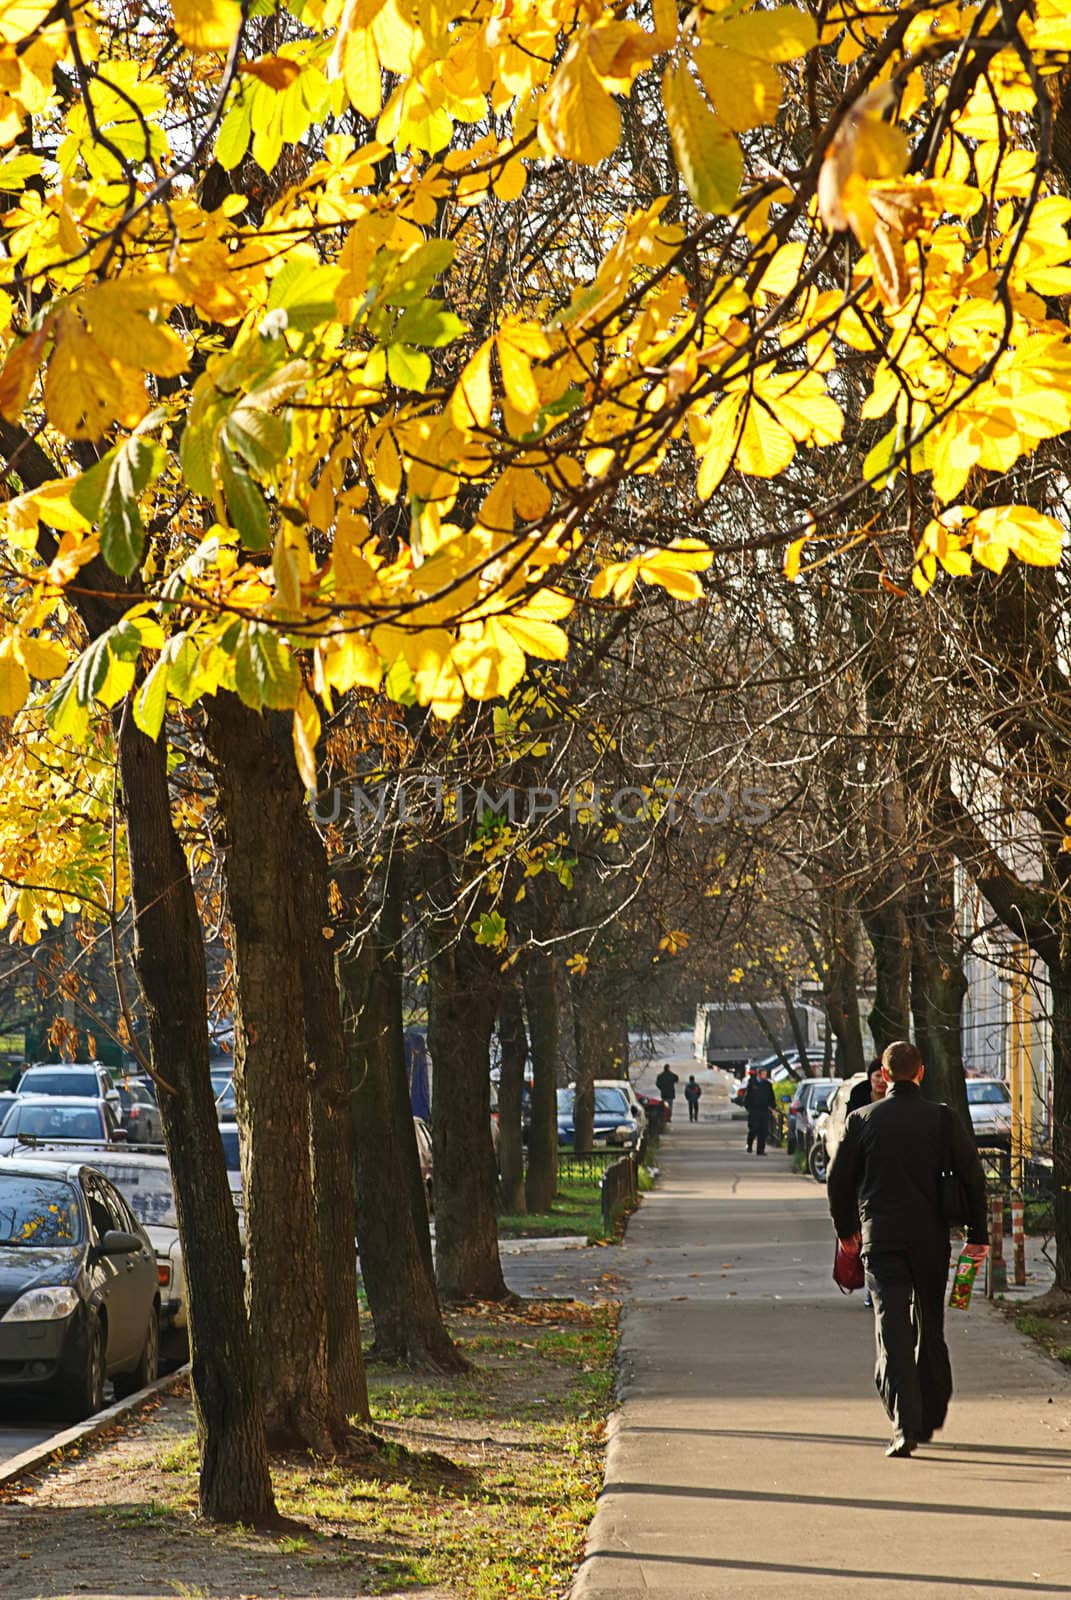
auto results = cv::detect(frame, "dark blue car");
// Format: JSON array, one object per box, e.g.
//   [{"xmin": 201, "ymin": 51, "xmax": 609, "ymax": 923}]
[{"xmin": 557, "ymin": 1086, "xmax": 639, "ymax": 1149}]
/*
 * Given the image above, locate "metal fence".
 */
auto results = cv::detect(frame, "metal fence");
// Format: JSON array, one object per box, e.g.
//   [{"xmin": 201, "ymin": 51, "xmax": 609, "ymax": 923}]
[{"xmin": 601, "ymin": 1152, "xmax": 638, "ymax": 1233}]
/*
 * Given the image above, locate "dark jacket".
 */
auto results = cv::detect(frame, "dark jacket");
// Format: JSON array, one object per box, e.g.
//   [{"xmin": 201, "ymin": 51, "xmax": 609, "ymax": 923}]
[
  {"xmin": 827, "ymin": 1080, "xmax": 988, "ymax": 1251},
  {"xmin": 656, "ymin": 1070, "xmax": 679, "ymax": 1100},
  {"xmin": 743, "ymin": 1077, "xmax": 776, "ymax": 1119},
  {"xmin": 846, "ymin": 1078, "xmax": 873, "ymax": 1114}
]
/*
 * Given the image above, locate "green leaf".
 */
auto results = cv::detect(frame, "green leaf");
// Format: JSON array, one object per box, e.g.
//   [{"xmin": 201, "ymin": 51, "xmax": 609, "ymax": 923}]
[
  {"xmin": 863, "ymin": 423, "xmax": 900, "ymax": 490},
  {"xmin": 267, "ymin": 254, "xmax": 345, "ymax": 331},
  {"xmin": 234, "ymin": 624, "xmax": 300, "ymax": 710},
  {"xmin": 376, "ymin": 239, "xmax": 456, "ymax": 307},
  {"xmin": 132, "ymin": 657, "xmax": 169, "ymax": 740},
  {"xmin": 180, "ymin": 418, "xmax": 216, "ymax": 498},
  {"xmin": 216, "ymin": 97, "xmax": 252, "ymax": 172},
  {"xmin": 220, "ymin": 441, "xmax": 271, "ymax": 551},
  {"xmin": 387, "ymin": 344, "xmax": 432, "ymax": 391},
  {"xmin": 45, "ymin": 662, "xmax": 90, "ymax": 743},
  {"xmin": 75, "ymin": 633, "xmax": 112, "ymax": 705},
  {"xmin": 384, "ymin": 654, "xmax": 417, "ymax": 706},
  {"xmin": 392, "ymin": 302, "xmax": 466, "ymax": 348},
  {"xmin": 224, "ymin": 404, "xmax": 288, "ymax": 474}
]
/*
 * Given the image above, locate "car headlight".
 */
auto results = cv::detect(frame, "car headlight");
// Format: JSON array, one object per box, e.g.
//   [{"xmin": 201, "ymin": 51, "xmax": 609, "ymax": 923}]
[{"xmin": 2, "ymin": 1286, "xmax": 79, "ymax": 1322}]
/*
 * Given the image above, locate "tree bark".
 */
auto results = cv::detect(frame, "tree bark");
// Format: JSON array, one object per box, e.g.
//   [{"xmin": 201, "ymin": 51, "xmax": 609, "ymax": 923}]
[
  {"xmin": 118, "ymin": 716, "xmax": 275, "ymax": 1523},
  {"xmin": 861, "ymin": 899, "xmax": 912, "ymax": 1053},
  {"xmin": 1050, "ymin": 957, "xmax": 1071, "ymax": 1296},
  {"xmin": 297, "ymin": 818, "xmax": 369, "ymax": 1423},
  {"xmin": 497, "ymin": 977, "xmax": 527, "ymax": 1214},
  {"xmin": 523, "ymin": 944, "xmax": 559, "ymax": 1211},
  {"xmin": 423, "ymin": 845, "xmax": 507, "ymax": 1302},
  {"xmin": 909, "ymin": 853, "xmax": 970, "ymax": 1129},
  {"xmin": 204, "ymin": 694, "xmax": 346, "ymax": 1453},
  {"xmin": 336, "ymin": 869, "xmax": 464, "ymax": 1371}
]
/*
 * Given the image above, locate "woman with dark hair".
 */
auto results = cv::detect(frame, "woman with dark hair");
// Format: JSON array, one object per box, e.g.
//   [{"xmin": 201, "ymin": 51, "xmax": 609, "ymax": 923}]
[{"xmin": 847, "ymin": 1058, "xmax": 887, "ymax": 1114}]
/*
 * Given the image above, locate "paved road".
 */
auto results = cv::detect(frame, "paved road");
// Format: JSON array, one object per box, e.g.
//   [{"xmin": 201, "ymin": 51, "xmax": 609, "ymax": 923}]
[
  {"xmin": 572, "ymin": 1110, "xmax": 1071, "ymax": 1599},
  {"xmin": 0, "ymin": 1422, "xmax": 55, "ymax": 1467}
]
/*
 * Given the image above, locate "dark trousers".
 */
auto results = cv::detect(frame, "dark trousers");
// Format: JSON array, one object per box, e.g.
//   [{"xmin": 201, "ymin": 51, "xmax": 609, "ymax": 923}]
[
  {"xmin": 864, "ymin": 1246, "xmax": 952, "ymax": 1440},
  {"xmin": 746, "ymin": 1114, "xmax": 767, "ymax": 1154},
  {"xmin": 687, "ymin": 1101, "xmax": 699, "ymax": 1122}
]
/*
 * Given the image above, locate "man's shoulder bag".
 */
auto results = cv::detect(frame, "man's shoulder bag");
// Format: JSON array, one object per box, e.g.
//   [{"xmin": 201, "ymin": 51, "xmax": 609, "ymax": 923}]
[{"xmin": 938, "ymin": 1104, "xmax": 970, "ymax": 1229}]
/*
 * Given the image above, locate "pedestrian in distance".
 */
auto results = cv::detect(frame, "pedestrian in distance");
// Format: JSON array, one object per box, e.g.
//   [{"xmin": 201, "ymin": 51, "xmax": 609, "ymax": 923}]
[
  {"xmin": 744, "ymin": 1067, "xmax": 776, "ymax": 1155},
  {"xmin": 684, "ymin": 1075, "xmax": 702, "ymax": 1122},
  {"xmin": 827, "ymin": 1039, "xmax": 989, "ymax": 1459},
  {"xmin": 655, "ymin": 1063, "xmax": 679, "ymax": 1122}
]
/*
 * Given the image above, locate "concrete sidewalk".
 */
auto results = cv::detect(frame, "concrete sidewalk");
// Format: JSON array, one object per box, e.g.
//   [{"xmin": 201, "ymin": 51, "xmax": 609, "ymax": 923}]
[{"xmin": 572, "ymin": 1114, "xmax": 1071, "ymax": 1598}]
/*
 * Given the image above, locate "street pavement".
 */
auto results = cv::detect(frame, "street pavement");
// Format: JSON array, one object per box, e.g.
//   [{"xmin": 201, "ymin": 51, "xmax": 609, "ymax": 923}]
[
  {"xmin": 0, "ymin": 1420, "xmax": 54, "ymax": 1467},
  {"xmin": 571, "ymin": 1107, "xmax": 1071, "ymax": 1599}
]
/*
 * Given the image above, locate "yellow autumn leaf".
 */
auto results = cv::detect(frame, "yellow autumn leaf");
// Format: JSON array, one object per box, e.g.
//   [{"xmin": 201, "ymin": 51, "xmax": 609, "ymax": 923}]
[
  {"xmin": 322, "ymin": 632, "xmax": 383, "ymax": 693},
  {"xmin": 450, "ymin": 619, "xmax": 527, "ymax": 699},
  {"xmin": 736, "ymin": 400, "xmax": 795, "ymax": 478},
  {"xmin": 16, "ymin": 634, "xmax": 67, "ymax": 679},
  {"xmin": 292, "ymin": 689, "xmax": 322, "ymax": 792},
  {"xmin": 451, "ymin": 339, "xmax": 493, "ymax": 430},
  {"xmin": 0, "ymin": 638, "xmax": 31, "ymax": 717},
  {"xmin": 662, "ymin": 63, "xmax": 742, "ymax": 215},
  {"xmin": 497, "ymin": 614, "xmax": 569, "ymax": 661},
  {"xmin": 172, "ymin": 0, "xmax": 243, "ymax": 53},
  {"xmin": 693, "ymin": 393, "xmax": 744, "ymax": 500},
  {"xmin": 539, "ymin": 39, "xmax": 621, "ymax": 166},
  {"xmin": 43, "ymin": 317, "xmax": 124, "ymax": 441}
]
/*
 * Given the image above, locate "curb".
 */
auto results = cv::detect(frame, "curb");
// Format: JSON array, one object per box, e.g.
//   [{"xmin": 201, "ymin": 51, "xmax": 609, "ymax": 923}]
[
  {"xmin": 498, "ymin": 1235, "xmax": 590, "ymax": 1254},
  {"xmin": 0, "ymin": 1363, "xmax": 190, "ymax": 1490}
]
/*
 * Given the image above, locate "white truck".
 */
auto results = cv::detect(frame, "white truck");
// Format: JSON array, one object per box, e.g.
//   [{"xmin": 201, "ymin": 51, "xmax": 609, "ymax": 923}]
[{"xmin": 693, "ymin": 1000, "xmax": 826, "ymax": 1077}]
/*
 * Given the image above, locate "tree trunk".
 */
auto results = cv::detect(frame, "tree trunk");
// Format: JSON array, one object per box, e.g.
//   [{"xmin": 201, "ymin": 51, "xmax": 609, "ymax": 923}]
[
  {"xmin": 297, "ymin": 819, "xmax": 369, "ymax": 1423},
  {"xmin": 423, "ymin": 844, "xmax": 507, "ymax": 1302},
  {"xmin": 572, "ymin": 988, "xmax": 624, "ymax": 1152},
  {"xmin": 1050, "ymin": 956, "xmax": 1071, "ymax": 1296},
  {"xmin": 118, "ymin": 716, "xmax": 275, "ymax": 1524},
  {"xmin": 204, "ymin": 694, "xmax": 346, "ymax": 1453},
  {"xmin": 497, "ymin": 977, "xmax": 527, "ymax": 1214},
  {"xmin": 780, "ymin": 984, "xmax": 811, "ymax": 1072},
  {"xmin": 822, "ymin": 905, "xmax": 867, "ymax": 1077},
  {"xmin": 862, "ymin": 901, "xmax": 912, "ymax": 1052},
  {"xmin": 523, "ymin": 944, "xmax": 559, "ymax": 1212},
  {"xmin": 909, "ymin": 855, "xmax": 970, "ymax": 1129},
  {"xmin": 336, "ymin": 879, "xmax": 464, "ymax": 1371}
]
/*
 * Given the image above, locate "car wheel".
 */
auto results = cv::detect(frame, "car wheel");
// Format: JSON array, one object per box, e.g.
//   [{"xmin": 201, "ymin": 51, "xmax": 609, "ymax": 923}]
[
  {"xmin": 114, "ymin": 1306, "xmax": 159, "ymax": 1399},
  {"xmin": 809, "ymin": 1141, "xmax": 829, "ymax": 1184},
  {"xmin": 62, "ymin": 1314, "xmax": 106, "ymax": 1421}
]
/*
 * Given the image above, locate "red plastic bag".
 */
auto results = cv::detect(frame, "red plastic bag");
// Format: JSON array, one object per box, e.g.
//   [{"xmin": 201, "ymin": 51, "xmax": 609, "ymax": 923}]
[{"xmin": 833, "ymin": 1241, "xmax": 865, "ymax": 1293}]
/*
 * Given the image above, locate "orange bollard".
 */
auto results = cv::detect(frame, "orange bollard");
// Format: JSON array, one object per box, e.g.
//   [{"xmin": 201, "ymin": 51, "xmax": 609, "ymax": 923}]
[
  {"xmin": 987, "ymin": 1194, "xmax": 1007, "ymax": 1296},
  {"xmin": 1011, "ymin": 1193, "xmax": 1026, "ymax": 1286}
]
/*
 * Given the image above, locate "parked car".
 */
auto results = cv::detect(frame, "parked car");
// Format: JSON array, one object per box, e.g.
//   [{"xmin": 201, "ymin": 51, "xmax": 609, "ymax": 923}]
[
  {"xmin": 593, "ymin": 1078, "xmax": 647, "ymax": 1133},
  {"xmin": 0, "ymin": 1095, "xmax": 126, "ymax": 1156},
  {"xmin": 1, "ymin": 1142, "xmax": 190, "ymax": 1361},
  {"xmin": 116, "ymin": 1080, "xmax": 163, "ymax": 1144},
  {"xmin": 0, "ymin": 1091, "xmax": 15, "ymax": 1125},
  {"xmin": 556, "ymin": 1085, "xmax": 639, "ymax": 1150},
  {"xmin": 966, "ymin": 1078, "xmax": 1012, "ymax": 1148},
  {"xmin": 218, "ymin": 1121, "xmax": 244, "ymax": 1197},
  {"xmin": 214, "ymin": 1077, "xmax": 237, "ymax": 1120},
  {"xmin": 413, "ymin": 1116, "xmax": 433, "ymax": 1210},
  {"xmin": 0, "ymin": 1157, "xmax": 159, "ymax": 1418},
  {"xmin": 15, "ymin": 1062, "xmax": 119, "ymax": 1107},
  {"xmin": 791, "ymin": 1078, "xmax": 842, "ymax": 1157}
]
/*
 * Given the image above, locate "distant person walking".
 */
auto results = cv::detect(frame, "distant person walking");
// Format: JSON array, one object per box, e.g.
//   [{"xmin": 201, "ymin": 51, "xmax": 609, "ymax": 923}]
[
  {"xmin": 655, "ymin": 1063, "xmax": 679, "ymax": 1122},
  {"xmin": 684, "ymin": 1076, "xmax": 702, "ymax": 1122},
  {"xmin": 827, "ymin": 1040, "xmax": 989, "ymax": 1458},
  {"xmin": 743, "ymin": 1067, "xmax": 776, "ymax": 1155}
]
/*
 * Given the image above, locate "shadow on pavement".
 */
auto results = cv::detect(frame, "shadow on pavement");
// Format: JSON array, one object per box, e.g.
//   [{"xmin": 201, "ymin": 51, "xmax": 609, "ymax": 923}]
[
  {"xmin": 603, "ymin": 1480, "xmax": 1071, "ymax": 1522},
  {"xmin": 585, "ymin": 1550, "xmax": 1071, "ymax": 1592}
]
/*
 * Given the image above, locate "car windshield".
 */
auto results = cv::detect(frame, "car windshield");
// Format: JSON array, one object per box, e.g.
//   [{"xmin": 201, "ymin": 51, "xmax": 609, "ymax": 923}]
[
  {"xmin": 215, "ymin": 1081, "xmax": 236, "ymax": 1113},
  {"xmin": 967, "ymin": 1082, "xmax": 1010, "ymax": 1105},
  {"xmin": 813, "ymin": 1083, "xmax": 838, "ymax": 1108},
  {"xmin": 2, "ymin": 1102, "xmax": 104, "ymax": 1140},
  {"xmin": 87, "ymin": 1160, "xmax": 177, "ymax": 1227},
  {"xmin": 556, "ymin": 1089, "xmax": 572, "ymax": 1113},
  {"xmin": 18, "ymin": 1069, "xmax": 98, "ymax": 1097},
  {"xmin": 594, "ymin": 1088, "xmax": 629, "ymax": 1116},
  {"xmin": 0, "ymin": 1173, "xmax": 83, "ymax": 1246}
]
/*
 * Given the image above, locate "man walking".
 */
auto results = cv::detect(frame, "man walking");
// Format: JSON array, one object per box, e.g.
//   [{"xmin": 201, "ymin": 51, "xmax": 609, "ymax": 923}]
[
  {"xmin": 655, "ymin": 1063, "xmax": 679, "ymax": 1122},
  {"xmin": 684, "ymin": 1075, "xmax": 702, "ymax": 1122},
  {"xmin": 743, "ymin": 1067, "xmax": 776, "ymax": 1155},
  {"xmin": 827, "ymin": 1040, "xmax": 988, "ymax": 1458}
]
